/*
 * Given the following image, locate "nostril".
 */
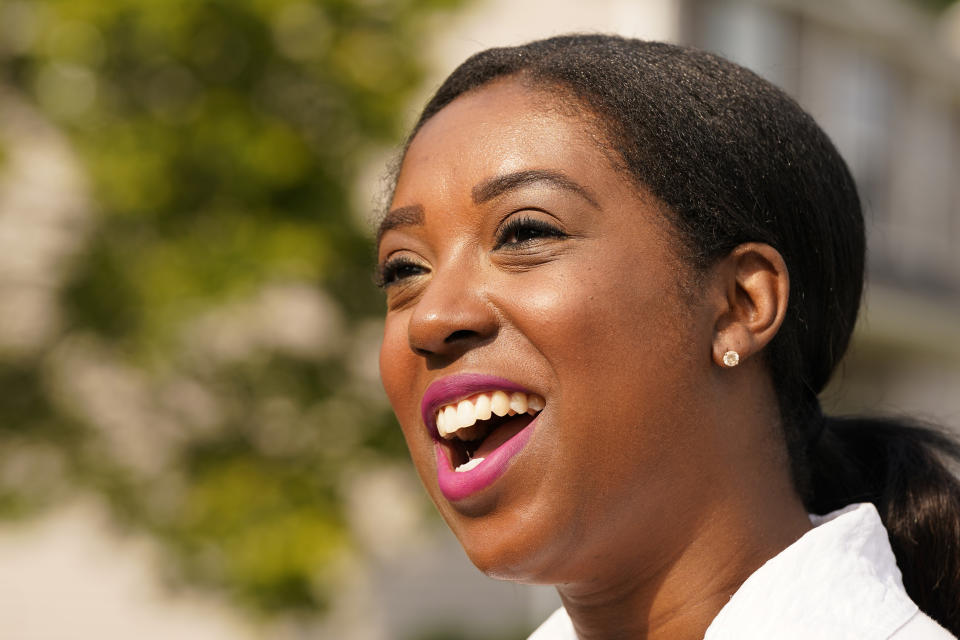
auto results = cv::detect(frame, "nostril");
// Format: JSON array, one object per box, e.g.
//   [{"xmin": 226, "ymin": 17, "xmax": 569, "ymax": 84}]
[{"xmin": 445, "ymin": 329, "xmax": 478, "ymax": 344}]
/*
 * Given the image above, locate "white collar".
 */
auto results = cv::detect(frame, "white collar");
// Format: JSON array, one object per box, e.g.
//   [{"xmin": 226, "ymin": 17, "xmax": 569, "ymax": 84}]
[
  {"xmin": 529, "ymin": 503, "xmax": 920, "ymax": 640},
  {"xmin": 705, "ymin": 502, "xmax": 917, "ymax": 639}
]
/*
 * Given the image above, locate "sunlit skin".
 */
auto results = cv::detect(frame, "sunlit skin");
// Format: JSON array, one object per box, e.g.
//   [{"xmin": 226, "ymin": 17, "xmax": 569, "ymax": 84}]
[{"xmin": 377, "ymin": 78, "xmax": 813, "ymax": 640}]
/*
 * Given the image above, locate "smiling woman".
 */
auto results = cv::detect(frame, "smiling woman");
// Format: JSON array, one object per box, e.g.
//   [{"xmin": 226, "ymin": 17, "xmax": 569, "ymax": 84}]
[{"xmin": 375, "ymin": 36, "xmax": 960, "ymax": 640}]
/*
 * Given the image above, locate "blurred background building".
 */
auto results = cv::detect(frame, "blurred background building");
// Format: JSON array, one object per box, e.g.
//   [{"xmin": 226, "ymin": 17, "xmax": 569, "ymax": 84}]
[{"xmin": 0, "ymin": 0, "xmax": 957, "ymax": 639}]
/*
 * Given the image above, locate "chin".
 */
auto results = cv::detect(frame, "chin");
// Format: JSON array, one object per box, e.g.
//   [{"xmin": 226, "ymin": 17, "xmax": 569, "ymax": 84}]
[
  {"xmin": 464, "ymin": 543, "xmax": 547, "ymax": 584},
  {"xmin": 446, "ymin": 507, "xmax": 569, "ymax": 585}
]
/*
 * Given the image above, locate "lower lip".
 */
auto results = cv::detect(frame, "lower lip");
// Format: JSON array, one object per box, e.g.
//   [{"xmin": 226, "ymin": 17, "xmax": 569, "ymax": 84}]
[{"xmin": 435, "ymin": 419, "xmax": 537, "ymax": 501}]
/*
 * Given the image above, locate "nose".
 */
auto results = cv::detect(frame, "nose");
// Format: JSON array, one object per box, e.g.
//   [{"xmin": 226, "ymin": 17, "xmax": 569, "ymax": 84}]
[{"xmin": 407, "ymin": 264, "xmax": 498, "ymax": 359}]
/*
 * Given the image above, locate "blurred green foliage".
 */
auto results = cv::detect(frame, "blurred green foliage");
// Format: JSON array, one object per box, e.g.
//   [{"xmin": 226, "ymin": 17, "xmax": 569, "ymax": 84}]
[
  {"xmin": 910, "ymin": 0, "xmax": 958, "ymax": 12},
  {"xmin": 0, "ymin": 0, "xmax": 463, "ymax": 618}
]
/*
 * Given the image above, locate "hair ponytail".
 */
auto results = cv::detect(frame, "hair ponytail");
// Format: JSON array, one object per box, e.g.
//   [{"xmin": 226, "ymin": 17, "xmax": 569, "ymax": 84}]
[{"xmin": 806, "ymin": 416, "xmax": 960, "ymax": 634}]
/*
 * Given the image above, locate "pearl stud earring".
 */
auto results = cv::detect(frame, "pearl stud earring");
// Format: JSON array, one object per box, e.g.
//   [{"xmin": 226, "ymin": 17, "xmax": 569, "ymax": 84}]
[{"xmin": 722, "ymin": 350, "xmax": 740, "ymax": 368}]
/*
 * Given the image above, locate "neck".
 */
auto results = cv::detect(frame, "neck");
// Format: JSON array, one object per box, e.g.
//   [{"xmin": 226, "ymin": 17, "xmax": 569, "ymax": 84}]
[{"xmin": 556, "ymin": 477, "xmax": 812, "ymax": 640}]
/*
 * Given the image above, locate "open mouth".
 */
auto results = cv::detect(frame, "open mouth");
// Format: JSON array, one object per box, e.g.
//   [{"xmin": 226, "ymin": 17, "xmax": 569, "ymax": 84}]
[{"xmin": 435, "ymin": 391, "xmax": 545, "ymax": 472}]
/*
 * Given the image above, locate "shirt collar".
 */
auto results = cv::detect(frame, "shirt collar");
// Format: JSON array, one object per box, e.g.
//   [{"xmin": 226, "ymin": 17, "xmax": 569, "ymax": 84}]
[{"xmin": 705, "ymin": 502, "xmax": 918, "ymax": 639}]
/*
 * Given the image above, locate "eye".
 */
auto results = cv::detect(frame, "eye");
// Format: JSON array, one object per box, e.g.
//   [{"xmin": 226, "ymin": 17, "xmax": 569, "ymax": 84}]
[
  {"xmin": 494, "ymin": 215, "xmax": 567, "ymax": 249},
  {"xmin": 375, "ymin": 255, "xmax": 429, "ymax": 288}
]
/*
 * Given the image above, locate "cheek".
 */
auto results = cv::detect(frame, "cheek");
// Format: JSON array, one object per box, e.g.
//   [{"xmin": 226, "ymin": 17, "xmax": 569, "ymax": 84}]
[
  {"xmin": 510, "ymin": 253, "xmax": 687, "ymax": 374},
  {"xmin": 505, "ymin": 248, "xmax": 701, "ymax": 465},
  {"xmin": 379, "ymin": 312, "xmax": 439, "ymax": 481},
  {"xmin": 379, "ymin": 313, "xmax": 418, "ymax": 427}
]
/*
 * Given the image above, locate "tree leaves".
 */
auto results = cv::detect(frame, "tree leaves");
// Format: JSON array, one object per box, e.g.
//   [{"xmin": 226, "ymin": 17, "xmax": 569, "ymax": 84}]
[{"xmin": 0, "ymin": 0, "xmax": 463, "ymax": 615}]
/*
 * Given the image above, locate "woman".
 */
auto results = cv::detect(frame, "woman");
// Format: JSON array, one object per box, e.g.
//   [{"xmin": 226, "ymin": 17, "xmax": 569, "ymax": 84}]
[{"xmin": 375, "ymin": 35, "xmax": 960, "ymax": 639}]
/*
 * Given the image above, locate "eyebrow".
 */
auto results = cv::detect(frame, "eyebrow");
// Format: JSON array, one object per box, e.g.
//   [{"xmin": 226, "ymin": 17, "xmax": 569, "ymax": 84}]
[
  {"xmin": 471, "ymin": 169, "xmax": 600, "ymax": 208},
  {"xmin": 375, "ymin": 169, "xmax": 599, "ymax": 248},
  {"xmin": 376, "ymin": 204, "xmax": 424, "ymax": 246}
]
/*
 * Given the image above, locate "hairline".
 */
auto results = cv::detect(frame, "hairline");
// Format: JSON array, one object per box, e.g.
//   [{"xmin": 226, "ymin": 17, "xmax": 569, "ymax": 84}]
[{"xmin": 377, "ymin": 72, "xmax": 711, "ymax": 308}]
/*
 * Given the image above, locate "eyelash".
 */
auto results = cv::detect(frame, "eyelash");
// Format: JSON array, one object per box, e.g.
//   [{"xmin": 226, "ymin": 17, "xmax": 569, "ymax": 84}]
[
  {"xmin": 375, "ymin": 256, "xmax": 427, "ymax": 289},
  {"xmin": 376, "ymin": 216, "xmax": 567, "ymax": 288},
  {"xmin": 494, "ymin": 215, "xmax": 566, "ymax": 249}
]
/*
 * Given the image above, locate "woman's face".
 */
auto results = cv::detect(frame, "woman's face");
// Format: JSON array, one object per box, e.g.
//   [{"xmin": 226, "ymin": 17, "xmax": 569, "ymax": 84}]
[{"xmin": 378, "ymin": 79, "xmax": 726, "ymax": 584}]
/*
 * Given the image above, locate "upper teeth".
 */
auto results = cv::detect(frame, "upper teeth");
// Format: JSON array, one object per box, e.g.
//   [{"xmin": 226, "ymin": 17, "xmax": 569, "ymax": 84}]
[{"xmin": 436, "ymin": 391, "xmax": 545, "ymax": 440}]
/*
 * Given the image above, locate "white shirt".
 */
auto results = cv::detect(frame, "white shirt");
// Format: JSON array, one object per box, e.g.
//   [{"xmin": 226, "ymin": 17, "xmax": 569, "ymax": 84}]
[{"xmin": 528, "ymin": 503, "xmax": 955, "ymax": 639}]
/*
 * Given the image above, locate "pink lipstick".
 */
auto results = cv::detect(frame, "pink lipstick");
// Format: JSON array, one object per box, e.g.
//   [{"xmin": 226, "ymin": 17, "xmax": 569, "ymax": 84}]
[{"xmin": 421, "ymin": 374, "xmax": 542, "ymax": 501}]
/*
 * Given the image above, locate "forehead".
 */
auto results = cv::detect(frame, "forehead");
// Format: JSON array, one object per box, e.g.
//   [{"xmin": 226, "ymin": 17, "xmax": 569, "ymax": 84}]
[{"xmin": 393, "ymin": 79, "xmax": 618, "ymax": 205}]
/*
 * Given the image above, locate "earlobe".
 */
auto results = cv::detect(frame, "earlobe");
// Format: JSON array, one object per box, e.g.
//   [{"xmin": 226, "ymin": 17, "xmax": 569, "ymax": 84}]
[{"xmin": 711, "ymin": 243, "xmax": 790, "ymax": 368}]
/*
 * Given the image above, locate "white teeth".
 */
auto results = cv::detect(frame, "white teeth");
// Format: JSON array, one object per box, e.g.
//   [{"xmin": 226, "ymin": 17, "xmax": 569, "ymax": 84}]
[
  {"xmin": 455, "ymin": 457, "xmax": 485, "ymax": 473},
  {"xmin": 437, "ymin": 409, "xmax": 447, "ymax": 435},
  {"xmin": 528, "ymin": 395, "xmax": 545, "ymax": 412},
  {"xmin": 475, "ymin": 394, "xmax": 492, "ymax": 420},
  {"xmin": 435, "ymin": 390, "xmax": 546, "ymax": 440},
  {"xmin": 509, "ymin": 392, "xmax": 527, "ymax": 415},
  {"xmin": 457, "ymin": 399, "xmax": 476, "ymax": 428},
  {"xmin": 491, "ymin": 391, "xmax": 510, "ymax": 417},
  {"xmin": 443, "ymin": 406, "xmax": 457, "ymax": 436}
]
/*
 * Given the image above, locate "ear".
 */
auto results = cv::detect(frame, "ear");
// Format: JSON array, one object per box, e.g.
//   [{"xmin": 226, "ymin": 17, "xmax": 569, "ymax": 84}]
[{"xmin": 711, "ymin": 242, "xmax": 790, "ymax": 368}]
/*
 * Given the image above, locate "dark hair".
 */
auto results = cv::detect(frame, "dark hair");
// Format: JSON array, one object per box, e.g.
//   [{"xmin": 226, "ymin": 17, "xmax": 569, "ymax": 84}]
[{"xmin": 404, "ymin": 35, "xmax": 960, "ymax": 632}]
